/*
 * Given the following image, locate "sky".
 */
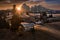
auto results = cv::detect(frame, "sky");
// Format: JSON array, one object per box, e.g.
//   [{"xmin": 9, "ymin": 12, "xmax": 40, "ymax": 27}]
[
  {"xmin": 0, "ymin": 0, "xmax": 60, "ymax": 4},
  {"xmin": 29, "ymin": 0, "xmax": 60, "ymax": 10},
  {"xmin": 29, "ymin": 0, "xmax": 60, "ymax": 5},
  {"xmin": 0, "ymin": 0, "xmax": 60, "ymax": 10},
  {"xmin": 45, "ymin": 0, "xmax": 60, "ymax": 4},
  {"xmin": 43, "ymin": 0, "xmax": 60, "ymax": 10}
]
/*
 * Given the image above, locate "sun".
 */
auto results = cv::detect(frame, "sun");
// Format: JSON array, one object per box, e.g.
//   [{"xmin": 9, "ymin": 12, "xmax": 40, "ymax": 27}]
[
  {"xmin": 17, "ymin": 7, "xmax": 21, "ymax": 11},
  {"xmin": 16, "ymin": 5, "xmax": 23, "ymax": 14},
  {"xmin": 16, "ymin": 4, "xmax": 22, "ymax": 11}
]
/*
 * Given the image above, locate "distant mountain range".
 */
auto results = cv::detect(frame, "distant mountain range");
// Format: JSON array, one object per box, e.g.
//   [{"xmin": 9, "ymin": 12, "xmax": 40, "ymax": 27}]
[
  {"xmin": 46, "ymin": 9, "xmax": 60, "ymax": 14},
  {"xmin": 55, "ymin": 10, "xmax": 60, "ymax": 14}
]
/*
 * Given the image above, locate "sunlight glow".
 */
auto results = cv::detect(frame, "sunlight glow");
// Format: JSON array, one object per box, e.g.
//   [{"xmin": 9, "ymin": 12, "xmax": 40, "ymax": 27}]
[{"xmin": 17, "ymin": 7, "xmax": 21, "ymax": 11}]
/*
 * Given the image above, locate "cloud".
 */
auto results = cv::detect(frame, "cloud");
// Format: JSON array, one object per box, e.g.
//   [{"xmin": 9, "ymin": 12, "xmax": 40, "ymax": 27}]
[
  {"xmin": 29, "ymin": 0, "xmax": 45, "ymax": 2},
  {"xmin": 40, "ymin": 1, "xmax": 60, "ymax": 10},
  {"xmin": 26, "ymin": 0, "xmax": 60, "ymax": 10}
]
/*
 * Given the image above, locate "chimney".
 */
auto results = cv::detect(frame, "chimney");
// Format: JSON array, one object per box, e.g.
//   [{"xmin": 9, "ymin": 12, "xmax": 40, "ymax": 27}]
[{"xmin": 12, "ymin": 4, "xmax": 16, "ymax": 14}]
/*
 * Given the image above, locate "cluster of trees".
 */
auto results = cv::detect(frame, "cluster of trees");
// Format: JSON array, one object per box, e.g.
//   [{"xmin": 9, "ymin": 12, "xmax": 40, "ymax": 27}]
[
  {"xmin": 21, "ymin": 3, "xmax": 48, "ymax": 13},
  {"xmin": 21, "ymin": 3, "xmax": 30, "ymax": 12},
  {"xmin": 30, "ymin": 5, "xmax": 47, "ymax": 12}
]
